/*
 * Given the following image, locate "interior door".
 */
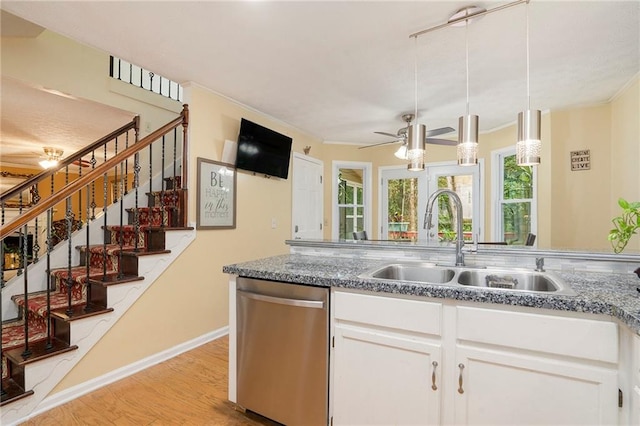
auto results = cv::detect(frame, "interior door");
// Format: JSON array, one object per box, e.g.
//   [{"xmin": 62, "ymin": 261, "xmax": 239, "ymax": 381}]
[{"xmin": 292, "ymin": 153, "xmax": 324, "ymax": 239}]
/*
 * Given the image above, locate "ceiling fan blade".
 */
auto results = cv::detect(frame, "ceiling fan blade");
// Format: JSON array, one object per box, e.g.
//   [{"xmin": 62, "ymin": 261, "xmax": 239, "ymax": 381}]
[
  {"xmin": 374, "ymin": 131, "xmax": 401, "ymax": 138},
  {"xmin": 426, "ymin": 138, "xmax": 457, "ymax": 146},
  {"xmin": 359, "ymin": 140, "xmax": 401, "ymax": 149},
  {"xmin": 425, "ymin": 126, "xmax": 455, "ymax": 137}
]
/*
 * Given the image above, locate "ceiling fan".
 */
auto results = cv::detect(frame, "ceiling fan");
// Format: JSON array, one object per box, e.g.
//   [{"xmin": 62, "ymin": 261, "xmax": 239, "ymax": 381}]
[
  {"xmin": 359, "ymin": 114, "xmax": 456, "ymax": 157},
  {"xmin": 6, "ymin": 147, "xmax": 91, "ymax": 169}
]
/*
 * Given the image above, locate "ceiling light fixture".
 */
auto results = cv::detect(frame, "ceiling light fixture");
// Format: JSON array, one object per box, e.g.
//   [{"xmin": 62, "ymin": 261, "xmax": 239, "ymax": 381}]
[
  {"xmin": 407, "ymin": 37, "xmax": 425, "ymax": 171},
  {"xmin": 39, "ymin": 147, "xmax": 63, "ymax": 169},
  {"xmin": 456, "ymin": 7, "xmax": 480, "ymax": 166},
  {"xmin": 516, "ymin": 2, "xmax": 541, "ymax": 166},
  {"xmin": 394, "ymin": 143, "xmax": 408, "ymax": 160}
]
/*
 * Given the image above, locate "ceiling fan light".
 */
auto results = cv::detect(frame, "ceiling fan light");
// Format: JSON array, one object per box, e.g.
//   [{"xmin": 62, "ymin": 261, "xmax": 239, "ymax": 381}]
[
  {"xmin": 39, "ymin": 159, "xmax": 59, "ymax": 169},
  {"xmin": 457, "ymin": 114, "xmax": 478, "ymax": 166},
  {"xmin": 516, "ymin": 110, "xmax": 541, "ymax": 166},
  {"xmin": 394, "ymin": 144, "xmax": 408, "ymax": 160}
]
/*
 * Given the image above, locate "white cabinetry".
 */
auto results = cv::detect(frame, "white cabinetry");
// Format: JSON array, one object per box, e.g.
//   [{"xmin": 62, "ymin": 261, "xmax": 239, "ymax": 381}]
[
  {"xmin": 332, "ymin": 291, "xmax": 442, "ymax": 425},
  {"xmin": 331, "ymin": 290, "xmax": 620, "ymax": 425},
  {"xmin": 630, "ymin": 332, "xmax": 640, "ymax": 425}
]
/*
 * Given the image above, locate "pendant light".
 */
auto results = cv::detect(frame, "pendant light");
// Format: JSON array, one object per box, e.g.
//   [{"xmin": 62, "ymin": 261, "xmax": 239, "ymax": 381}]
[
  {"xmin": 457, "ymin": 11, "xmax": 479, "ymax": 166},
  {"xmin": 407, "ymin": 37, "xmax": 425, "ymax": 171},
  {"xmin": 516, "ymin": 2, "xmax": 541, "ymax": 166},
  {"xmin": 394, "ymin": 143, "xmax": 408, "ymax": 160}
]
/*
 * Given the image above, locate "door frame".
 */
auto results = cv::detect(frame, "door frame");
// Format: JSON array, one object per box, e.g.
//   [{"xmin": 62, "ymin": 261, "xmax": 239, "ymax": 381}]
[
  {"xmin": 332, "ymin": 161, "xmax": 372, "ymax": 240},
  {"xmin": 425, "ymin": 160, "xmax": 484, "ymax": 243},
  {"xmin": 378, "ymin": 166, "xmax": 428, "ymax": 241}
]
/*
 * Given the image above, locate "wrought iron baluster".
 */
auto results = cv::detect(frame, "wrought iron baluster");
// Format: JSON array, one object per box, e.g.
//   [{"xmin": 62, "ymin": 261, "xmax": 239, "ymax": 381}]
[
  {"xmin": 118, "ymin": 159, "xmax": 125, "ymax": 279},
  {"xmin": 90, "ymin": 151, "xmax": 97, "ymax": 220},
  {"xmin": 30, "ymin": 184, "xmax": 41, "ymax": 264},
  {"xmin": 65, "ymin": 194, "xmax": 73, "ymax": 316},
  {"xmin": 114, "ymin": 136, "xmax": 119, "ymax": 203},
  {"xmin": 45, "ymin": 208, "xmax": 53, "ymax": 349},
  {"xmin": 148, "ymin": 71, "xmax": 154, "ymax": 93},
  {"xmin": 124, "ymin": 129, "xmax": 130, "ymax": 196},
  {"xmin": 102, "ymin": 144, "xmax": 108, "ymax": 281},
  {"xmin": 134, "ymin": 152, "xmax": 141, "ymax": 252},
  {"xmin": 78, "ymin": 159, "xmax": 83, "ymax": 229},
  {"xmin": 102, "ymin": 172, "xmax": 108, "ymax": 281},
  {"xmin": 161, "ymin": 135, "xmax": 166, "ymax": 227},
  {"xmin": 16, "ymin": 193, "xmax": 24, "ymax": 276},
  {"xmin": 21, "ymin": 225, "xmax": 31, "ymax": 359},
  {"xmin": 1, "ymin": 202, "xmax": 5, "ymax": 289},
  {"xmin": 84, "ymin": 185, "xmax": 92, "ymax": 313}
]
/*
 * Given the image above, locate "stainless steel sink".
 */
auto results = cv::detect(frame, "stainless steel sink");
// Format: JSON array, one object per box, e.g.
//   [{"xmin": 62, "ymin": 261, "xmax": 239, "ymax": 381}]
[
  {"xmin": 360, "ymin": 263, "xmax": 576, "ymax": 296},
  {"xmin": 457, "ymin": 268, "xmax": 576, "ymax": 295},
  {"xmin": 362, "ymin": 263, "xmax": 456, "ymax": 284}
]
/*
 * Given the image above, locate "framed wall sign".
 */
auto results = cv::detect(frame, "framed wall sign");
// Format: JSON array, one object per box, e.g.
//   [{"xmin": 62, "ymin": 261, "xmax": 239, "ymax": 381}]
[{"xmin": 196, "ymin": 158, "xmax": 236, "ymax": 229}]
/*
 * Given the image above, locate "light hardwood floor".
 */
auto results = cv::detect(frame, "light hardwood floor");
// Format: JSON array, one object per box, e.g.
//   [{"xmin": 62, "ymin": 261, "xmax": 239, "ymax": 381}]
[{"xmin": 21, "ymin": 336, "xmax": 279, "ymax": 425}]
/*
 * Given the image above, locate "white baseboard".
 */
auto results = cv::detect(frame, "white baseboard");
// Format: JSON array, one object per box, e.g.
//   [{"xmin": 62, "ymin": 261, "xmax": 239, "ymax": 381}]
[{"xmin": 26, "ymin": 326, "xmax": 229, "ymax": 423}]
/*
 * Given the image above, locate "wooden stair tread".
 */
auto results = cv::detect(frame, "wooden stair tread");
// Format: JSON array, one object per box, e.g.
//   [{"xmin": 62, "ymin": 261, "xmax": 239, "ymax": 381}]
[
  {"xmin": 50, "ymin": 304, "xmax": 114, "ymax": 322},
  {"xmin": 87, "ymin": 273, "xmax": 143, "ymax": 286},
  {"xmin": 0, "ymin": 379, "xmax": 33, "ymax": 406},
  {"xmin": 4, "ymin": 338, "xmax": 78, "ymax": 367},
  {"xmin": 120, "ymin": 248, "xmax": 171, "ymax": 257}
]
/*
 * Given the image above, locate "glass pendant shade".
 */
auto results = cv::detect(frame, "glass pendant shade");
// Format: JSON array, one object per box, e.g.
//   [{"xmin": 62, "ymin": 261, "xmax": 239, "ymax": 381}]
[
  {"xmin": 516, "ymin": 109, "xmax": 541, "ymax": 165},
  {"xmin": 457, "ymin": 114, "xmax": 479, "ymax": 166},
  {"xmin": 407, "ymin": 124, "xmax": 426, "ymax": 171}
]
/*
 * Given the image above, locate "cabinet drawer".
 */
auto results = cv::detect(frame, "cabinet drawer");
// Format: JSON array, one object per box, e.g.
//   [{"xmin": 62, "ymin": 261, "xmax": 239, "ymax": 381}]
[
  {"xmin": 457, "ymin": 306, "xmax": 618, "ymax": 363},
  {"xmin": 334, "ymin": 290, "xmax": 441, "ymax": 336}
]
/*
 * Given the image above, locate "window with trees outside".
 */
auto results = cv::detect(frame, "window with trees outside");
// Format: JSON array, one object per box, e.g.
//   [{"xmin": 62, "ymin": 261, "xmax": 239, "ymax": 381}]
[
  {"xmin": 337, "ymin": 168, "xmax": 364, "ymax": 240},
  {"xmin": 494, "ymin": 148, "xmax": 536, "ymax": 244}
]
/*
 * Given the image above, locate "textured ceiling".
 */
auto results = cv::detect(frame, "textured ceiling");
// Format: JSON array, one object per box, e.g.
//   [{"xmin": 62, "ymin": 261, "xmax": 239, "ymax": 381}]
[
  {"xmin": 0, "ymin": 77, "xmax": 136, "ymax": 168},
  {"xmin": 1, "ymin": 1, "xmax": 638, "ymax": 149}
]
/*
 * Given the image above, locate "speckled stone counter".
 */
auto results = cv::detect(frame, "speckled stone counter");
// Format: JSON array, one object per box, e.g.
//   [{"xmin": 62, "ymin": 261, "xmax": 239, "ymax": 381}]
[{"xmin": 223, "ymin": 253, "xmax": 640, "ymax": 335}]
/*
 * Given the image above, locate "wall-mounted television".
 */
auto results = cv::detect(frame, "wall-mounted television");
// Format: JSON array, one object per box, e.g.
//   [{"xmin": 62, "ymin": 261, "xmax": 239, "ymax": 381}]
[{"xmin": 235, "ymin": 118, "xmax": 293, "ymax": 179}]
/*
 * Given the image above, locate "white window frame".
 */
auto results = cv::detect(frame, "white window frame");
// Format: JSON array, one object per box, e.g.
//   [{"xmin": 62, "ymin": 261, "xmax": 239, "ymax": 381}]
[
  {"xmin": 491, "ymin": 146, "xmax": 537, "ymax": 243},
  {"xmin": 332, "ymin": 161, "xmax": 372, "ymax": 240}
]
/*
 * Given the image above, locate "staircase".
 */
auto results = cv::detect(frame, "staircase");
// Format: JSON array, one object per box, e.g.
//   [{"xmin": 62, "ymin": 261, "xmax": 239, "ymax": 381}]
[{"xmin": 1, "ymin": 106, "xmax": 193, "ymax": 424}]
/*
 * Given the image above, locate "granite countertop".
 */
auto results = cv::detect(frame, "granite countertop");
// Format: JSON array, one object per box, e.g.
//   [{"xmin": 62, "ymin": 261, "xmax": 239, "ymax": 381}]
[{"xmin": 223, "ymin": 253, "xmax": 640, "ymax": 335}]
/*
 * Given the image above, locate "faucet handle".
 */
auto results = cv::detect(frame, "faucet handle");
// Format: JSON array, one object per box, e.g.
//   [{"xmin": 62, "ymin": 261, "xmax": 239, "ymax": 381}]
[{"xmin": 535, "ymin": 257, "xmax": 545, "ymax": 272}]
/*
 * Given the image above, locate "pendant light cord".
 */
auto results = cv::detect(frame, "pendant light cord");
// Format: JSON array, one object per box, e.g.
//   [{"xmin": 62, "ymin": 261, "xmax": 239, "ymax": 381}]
[
  {"xmin": 465, "ymin": 16, "xmax": 470, "ymax": 116},
  {"xmin": 414, "ymin": 36, "xmax": 418, "ymax": 120},
  {"xmin": 526, "ymin": 2, "xmax": 530, "ymax": 110}
]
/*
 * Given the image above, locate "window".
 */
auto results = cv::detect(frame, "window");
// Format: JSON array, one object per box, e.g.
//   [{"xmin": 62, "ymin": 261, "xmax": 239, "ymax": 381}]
[
  {"xmin": 492, "ymin": 147, "xmax": 537, "ymax": 244},
  {"xmin": 109, "ymin": 56, "xmax": 183, "ymax": 102},
  {"xmin": 332, "ymin": 162, "xmax": 372, "ymax": 240}
]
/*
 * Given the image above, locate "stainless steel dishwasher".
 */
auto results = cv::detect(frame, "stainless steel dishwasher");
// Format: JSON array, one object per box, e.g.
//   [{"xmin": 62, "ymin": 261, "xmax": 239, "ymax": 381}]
[{"xmin": 236, "ymin": 277, "xmax": 329, "ymax": 426}]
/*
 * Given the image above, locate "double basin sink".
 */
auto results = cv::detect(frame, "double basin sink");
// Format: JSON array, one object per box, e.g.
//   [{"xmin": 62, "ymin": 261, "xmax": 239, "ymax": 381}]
[{"xmin": 360, "ymin": 262, "xmax": 576, "ymax": 296}]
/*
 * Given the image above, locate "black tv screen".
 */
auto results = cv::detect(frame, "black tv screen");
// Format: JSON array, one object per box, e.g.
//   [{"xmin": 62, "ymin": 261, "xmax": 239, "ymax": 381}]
[{"xmin": 235, "ymin": 118, "xmax": 293, "ymax": 179}]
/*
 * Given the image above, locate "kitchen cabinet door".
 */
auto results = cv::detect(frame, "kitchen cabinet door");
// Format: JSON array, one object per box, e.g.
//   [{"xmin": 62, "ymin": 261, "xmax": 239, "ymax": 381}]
[
  {"xmin": 332, "ymin": 324, "xmax": 442, "ymax": 426},
  {"xmin": 453, "ymin": 345, "xmax": 619, "ymax": 425}
]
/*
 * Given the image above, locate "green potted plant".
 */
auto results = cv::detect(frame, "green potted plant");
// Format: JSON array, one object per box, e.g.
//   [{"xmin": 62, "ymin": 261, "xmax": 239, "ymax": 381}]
[
  {"xmin": 608, "ymin": 198, "xmax": 640, "ymax": 279},
  {"xmin": 608, "ymin": 198, "xmax": 640, "ymax": 254}
]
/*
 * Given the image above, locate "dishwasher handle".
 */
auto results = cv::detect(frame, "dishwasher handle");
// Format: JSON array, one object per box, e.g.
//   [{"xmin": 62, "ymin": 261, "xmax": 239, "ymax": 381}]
[{"xmin": 237, "ymin": 289, "xmax": 325, "ymax": 309}]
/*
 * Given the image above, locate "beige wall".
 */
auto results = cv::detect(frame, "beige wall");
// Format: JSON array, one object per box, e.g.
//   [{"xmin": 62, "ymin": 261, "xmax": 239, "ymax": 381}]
[{"xmin": 2, "ymin": 27, "xmax": 639, "ymax": 397}]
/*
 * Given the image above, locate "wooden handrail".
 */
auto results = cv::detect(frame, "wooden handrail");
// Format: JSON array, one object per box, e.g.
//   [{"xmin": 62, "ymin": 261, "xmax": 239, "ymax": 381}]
[
  {"xmin": 0, "ymin": 106, "xmax": 188, "ymax": 240},
  {"xmin": 0, "ymin": 117, "xmax": 140, "ymax": 203}
]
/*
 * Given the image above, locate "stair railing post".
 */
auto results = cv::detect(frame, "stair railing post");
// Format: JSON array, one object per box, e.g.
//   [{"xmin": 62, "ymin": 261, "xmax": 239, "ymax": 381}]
[
  {"xmin": 181, "ymin": 104, "xmax": 189, "ymax": 227},
  {"xmin": 133, "ymin": 152, "xmax": 141, "ymax": 252},
  {"xmin": 161, "ymin": 135, "xmax": 166, "ymax": 228},
  {"xmin": 118, "ymin": 158, "xmax": 125, "ymax": 280}
]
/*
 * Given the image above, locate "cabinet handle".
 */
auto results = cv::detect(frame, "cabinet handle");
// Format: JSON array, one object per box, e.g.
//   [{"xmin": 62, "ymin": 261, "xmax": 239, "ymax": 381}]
[
  {"xmin": 457, "ymin": 363, "xmax": 465, "ymax": 394},
  {"xmin": 431, "ymin": 361, "xmax": 438, "ymax": 391}
]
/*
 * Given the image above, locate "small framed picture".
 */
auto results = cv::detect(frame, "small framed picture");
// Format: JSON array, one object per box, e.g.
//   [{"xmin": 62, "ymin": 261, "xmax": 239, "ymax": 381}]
[{"xmin": 196, "ymin": 158, "xmax": 236, "ymax": 229}]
